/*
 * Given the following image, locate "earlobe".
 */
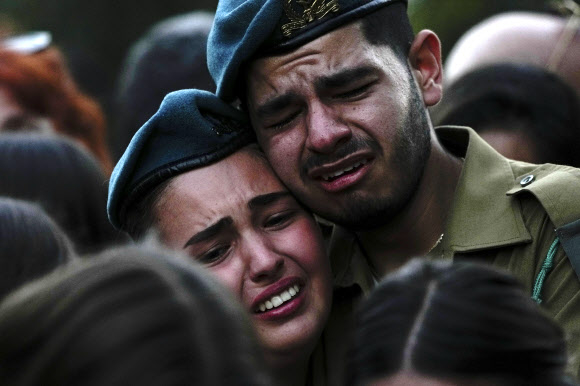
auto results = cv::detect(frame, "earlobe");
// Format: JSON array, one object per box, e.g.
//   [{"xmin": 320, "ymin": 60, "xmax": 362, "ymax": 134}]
[{"xmin": 409, "ymin": 30, "xmax": 443, "ymax": 107}]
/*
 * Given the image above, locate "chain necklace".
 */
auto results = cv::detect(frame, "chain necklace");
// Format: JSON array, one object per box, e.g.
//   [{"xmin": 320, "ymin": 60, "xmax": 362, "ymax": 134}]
[
  {"xmin": 359, "ymin": 232, "xmax": 445, "ymax": 280},
  {"xmin": 427, "ymin": 233, "xmax": 445, "ymax": 254}
]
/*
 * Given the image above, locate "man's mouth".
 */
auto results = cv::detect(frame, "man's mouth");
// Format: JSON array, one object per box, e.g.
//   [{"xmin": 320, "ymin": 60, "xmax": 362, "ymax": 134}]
[
  {"xmin": 321, "ymin": 159, "xmax": 369, "ymax": 182},
  {"xmin": 255, "ymin": 284, "xmax": 301, "ymax": 313}
]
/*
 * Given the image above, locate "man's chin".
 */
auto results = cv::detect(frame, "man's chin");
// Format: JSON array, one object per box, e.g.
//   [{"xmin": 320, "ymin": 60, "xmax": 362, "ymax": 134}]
[{"xmin": 314, "ymin": 198, "xmax": 406, "ymax": 232}]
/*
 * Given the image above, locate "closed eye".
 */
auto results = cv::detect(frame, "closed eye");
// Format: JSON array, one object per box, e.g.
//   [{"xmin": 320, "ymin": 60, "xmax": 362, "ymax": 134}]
[
  {"xmin": 333, "ymin": 81, "xmax": 376, "ymax": 100},
  {"xmin": 264, "ymin": 211, "xmax": 296, "ymax": 229},
  {"xmin": 196, "ymin": 244, "xmax": 231, "ymax": 266},
  {"xmin": 266, "ymin": 110, "xmax": 301, "ymax": 131}
]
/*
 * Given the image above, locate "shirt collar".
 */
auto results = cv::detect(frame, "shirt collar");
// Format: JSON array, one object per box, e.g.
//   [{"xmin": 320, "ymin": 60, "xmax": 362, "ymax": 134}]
[
  {"xmin": 437, "ymin": 126, "xmax": 532, "ymax": 254},
  {"xmin": 327, "ymin": 126, "xmax": 532, "ymax": 290},
  {"xmin": 327, "ymin": 225, "xmax": 376, "ymax": 292}
]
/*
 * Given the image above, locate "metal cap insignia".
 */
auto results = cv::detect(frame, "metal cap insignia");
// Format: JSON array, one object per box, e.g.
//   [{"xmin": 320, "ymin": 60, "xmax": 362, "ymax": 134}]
[{"xmin": 281, "ymin": 0, "xmax": 340, "ymax": 37}]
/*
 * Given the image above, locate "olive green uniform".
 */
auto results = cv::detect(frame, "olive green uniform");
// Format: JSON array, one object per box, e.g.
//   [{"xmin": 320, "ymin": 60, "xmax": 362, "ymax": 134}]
[{"xmin": 324, "ymin": 126, "xmax": 580, "ymax": 380}]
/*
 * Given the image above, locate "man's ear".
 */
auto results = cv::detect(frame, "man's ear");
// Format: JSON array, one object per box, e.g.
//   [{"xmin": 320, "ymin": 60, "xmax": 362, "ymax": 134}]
[{"xmin": 408, "ymin": 30, "xmax": 443, "ymax": 107}]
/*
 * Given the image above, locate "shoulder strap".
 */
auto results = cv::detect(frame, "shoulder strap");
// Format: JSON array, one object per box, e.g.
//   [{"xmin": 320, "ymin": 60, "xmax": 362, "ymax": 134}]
[{"xmin": 507, "ymin": 167, "xmax": 580, "ymax": 281}]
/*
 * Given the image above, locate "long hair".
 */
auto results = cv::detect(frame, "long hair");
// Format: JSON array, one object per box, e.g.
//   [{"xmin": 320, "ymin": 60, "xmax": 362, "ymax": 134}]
[
  {"xmin": 0, "ymin": 244, "xmax": 271, "ymax": 386},
  {"xmin": 0, "ymin": 197, "xmax": 73, "ymax": 300},
  {"xmin": 349, "ymin": 259, "xmax": 574, "ymax": 386},
  {"xmin": 0, "ymin": 47, "xmax": 113, "ymax": 173},
  {"xmin": 0, "ymin": 134, "xmax": 125, "ymax": 253}
]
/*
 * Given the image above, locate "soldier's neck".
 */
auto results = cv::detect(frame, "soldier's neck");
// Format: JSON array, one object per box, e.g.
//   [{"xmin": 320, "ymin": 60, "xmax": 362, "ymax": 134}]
[{"xmin": 355, "ymin": 134, "xmax": 463, "ymax": 277}]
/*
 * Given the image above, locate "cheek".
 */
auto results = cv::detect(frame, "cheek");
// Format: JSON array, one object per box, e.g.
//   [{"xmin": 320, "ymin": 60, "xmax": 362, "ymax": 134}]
[
  {"xmin": 262, "ymin": 132, "xmax": 304, "ymax": 182},
  {"xmin": 205, "ymin": 263, "xmax": 244, "ymax": 301}
]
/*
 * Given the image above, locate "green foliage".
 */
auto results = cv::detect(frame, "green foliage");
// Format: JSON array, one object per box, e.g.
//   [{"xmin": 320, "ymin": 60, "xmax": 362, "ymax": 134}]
[{"xmin": 409, "ymin": 0, "xmax": 554, "ymax": 58}]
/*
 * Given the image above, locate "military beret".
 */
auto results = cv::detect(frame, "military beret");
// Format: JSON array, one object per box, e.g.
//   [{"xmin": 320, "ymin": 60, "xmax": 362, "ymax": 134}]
[
  {"xmin": 208, "ymin": 0, "xmax": 407, "ymax": 101},
  {"xmin": 107, "ymin": 89, "xmax": 255, "ymax": 229}
]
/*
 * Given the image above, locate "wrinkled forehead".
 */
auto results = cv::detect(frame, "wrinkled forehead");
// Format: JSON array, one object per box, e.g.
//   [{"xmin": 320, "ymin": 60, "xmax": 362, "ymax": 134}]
[
  {"xmin": 163, "ymin": 148, "xmax": 286, "ymax": 211},
  {"xmin": 207, "ymin": 0, "xmax": 407, "ymax": 101}
]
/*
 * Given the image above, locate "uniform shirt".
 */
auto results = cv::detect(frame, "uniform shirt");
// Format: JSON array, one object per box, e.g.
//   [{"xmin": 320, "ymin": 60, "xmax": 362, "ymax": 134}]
[{"xmin": 326, "ymin": 126, "xmax": 580, "ymax": 379}]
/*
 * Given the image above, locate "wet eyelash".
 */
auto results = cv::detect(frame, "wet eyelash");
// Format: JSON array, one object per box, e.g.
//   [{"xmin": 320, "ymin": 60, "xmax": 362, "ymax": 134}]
[
  {"xmin": 335, "ymin": 82, "xmax": 375, "ymax": 99},
  {"xmin": 267, "ymin": 111, "xmax": 300, "ymax": 130}
]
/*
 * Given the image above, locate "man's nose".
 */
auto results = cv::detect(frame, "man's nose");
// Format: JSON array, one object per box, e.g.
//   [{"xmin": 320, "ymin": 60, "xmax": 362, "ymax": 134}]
[
  {"xmin": 243, "ymin": 235, "xmax": 284, "ymax": 283},
  {"xmin": 305, "ymin": 102, "xmax": 352, "ymax": 154}
]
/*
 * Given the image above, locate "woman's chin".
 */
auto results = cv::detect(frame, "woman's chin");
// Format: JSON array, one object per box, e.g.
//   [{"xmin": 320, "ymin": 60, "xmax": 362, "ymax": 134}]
[{"xmin": 257, "ymin": 316, "xmax": 325, "ymax": 368}]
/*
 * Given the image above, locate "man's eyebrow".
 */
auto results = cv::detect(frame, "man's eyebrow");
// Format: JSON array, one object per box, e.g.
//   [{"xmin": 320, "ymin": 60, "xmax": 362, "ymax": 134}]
[
  {"xmin": 315, "ymin": 65, "xmax": 377, "ymax": 90},
  {"xmin": 183, "ymin": 217, "xmax": 233, "ymax": 248},
  {"xmin": 255, "ymin": 93, "xmax": 298, "ymax": 119},
  {"xmin": 248, "ymin": 191, "xmax": 291, "ymax": 210}
]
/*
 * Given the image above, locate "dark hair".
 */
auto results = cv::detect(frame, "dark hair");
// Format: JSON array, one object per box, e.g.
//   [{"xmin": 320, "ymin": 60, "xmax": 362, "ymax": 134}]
[
  {"xmin": 0, "ymin": 243, "xmax": 270, "ymax": 386},
  {"xmin": 0, "ymin": 134, "xmax": 126, "ymax": 253},
  {"xmin": 0, "ymin": 197, "xmax": 73, "ymax": 300},
  {"xmin": 240, "ymin": 3, "xmax": 414, "ymax": 110},
  {"xmin": 359, "ymin": 2, "xmax": 414, "ymax": 59},
  {"xmin": 122, "ymin": 177, "xmax": 172, "ymax": 240},
  {"xmin": 349, "ymin": 259, "xmax": 574, "ymax": 386},
  {"xmin": 432, "ymin": 63, "xmax": 580, "ymax": 166},
  {"xmin": 113, "ymin": 11, "xmax": 216, "ymax": 161}
]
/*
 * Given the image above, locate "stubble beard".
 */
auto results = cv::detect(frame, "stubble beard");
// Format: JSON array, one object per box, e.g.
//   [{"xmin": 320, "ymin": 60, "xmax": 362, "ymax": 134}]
[{"xmin": 319, "ymin": 78, "xmax": 432, "ymax": 232}]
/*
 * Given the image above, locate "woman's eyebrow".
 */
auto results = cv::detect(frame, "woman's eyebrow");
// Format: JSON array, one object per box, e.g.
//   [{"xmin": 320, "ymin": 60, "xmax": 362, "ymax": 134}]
[
  {"xmin": 248, "ymin": 191, "xmax": 291, "ymax": 210},
  {"xmin": 183, "ymin": 217, "xmax": 234, "ymax": 248}
]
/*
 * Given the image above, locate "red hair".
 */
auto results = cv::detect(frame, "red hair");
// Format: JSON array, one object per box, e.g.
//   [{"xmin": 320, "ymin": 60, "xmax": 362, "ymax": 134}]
[{"xmin": 0, "ymin": 47, "xmax": 113, "ymax": 173}]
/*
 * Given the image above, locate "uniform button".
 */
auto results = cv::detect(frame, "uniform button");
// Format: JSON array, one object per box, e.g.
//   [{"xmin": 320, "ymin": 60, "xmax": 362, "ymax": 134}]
[{"xmin": 520, "ymin": 174, "xmax": 535, "ymax": 186}]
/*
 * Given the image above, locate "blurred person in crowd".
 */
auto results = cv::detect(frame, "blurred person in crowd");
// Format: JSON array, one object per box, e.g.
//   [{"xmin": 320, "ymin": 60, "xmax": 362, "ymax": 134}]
[
  {"xmin": 432, "ymin": 63, "xmax": 580, "ymax": 166},
  {"xmin": 349, "ymin": 259, "xmax": 577, "ymax": 386},
  {"xmin": 445, "ymin": 9, "xmax": 580, "ymax": 97},
  {"xmin": 0, "ymin": 243, "xmax": 271, "ymax": 386},
  {"xmin": 113, "ymin": 11, "xmax": 215, "ymax": 160},
  {"xmin": 0, "ymin": 197, "xmax": 73, "ymax": 300},
  {"xmin": 0, "ymin": 134, "xmax": 125, "ymax": 254},
  {"xmin": 108, "ymin": 89, "xmax": 335, "ymax": 386},
  {"xmin": 0, "ymin": 33, "xmax": 113, "ymax": 173},
  {"xmin": 207, "ymin": 0, "xmax": 580, "ymax": 378}
]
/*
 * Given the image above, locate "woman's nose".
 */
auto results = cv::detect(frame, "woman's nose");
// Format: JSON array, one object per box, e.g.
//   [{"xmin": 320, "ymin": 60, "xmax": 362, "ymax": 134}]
[{"xmin": 243, "ymin": 235, "xmax": 285, "ymax": 283}]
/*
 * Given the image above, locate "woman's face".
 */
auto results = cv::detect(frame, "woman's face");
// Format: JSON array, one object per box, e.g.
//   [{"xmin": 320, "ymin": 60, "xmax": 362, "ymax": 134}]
[{"xmin": 155, "ymin": 148, "xmax": 332, "ymax": 365}]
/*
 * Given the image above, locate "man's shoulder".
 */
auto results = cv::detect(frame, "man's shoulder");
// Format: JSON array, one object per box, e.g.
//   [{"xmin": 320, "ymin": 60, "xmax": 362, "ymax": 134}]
[
  {"xmin": 500, "ymin": 161, "xmax": 580, "ymax": 285},
  {"xmin": 506, "ymin": 161, "xmax": 580, "ymax": 228}
]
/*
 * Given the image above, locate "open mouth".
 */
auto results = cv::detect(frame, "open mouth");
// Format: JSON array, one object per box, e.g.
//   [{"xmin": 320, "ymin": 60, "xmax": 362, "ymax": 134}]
[
  {"xmin": 255, "ymin": 284, "xmax": 301, "ymax": 313},
  {"xmin": 321, "ymin": 159, "xmax": 368, "ymax": 182}
]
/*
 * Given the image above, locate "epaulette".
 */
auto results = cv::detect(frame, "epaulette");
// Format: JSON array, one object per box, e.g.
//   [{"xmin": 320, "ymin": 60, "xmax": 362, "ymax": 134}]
[{"xmin": 507, "ymin": 164, "xmax": 580, "ymax": 281}]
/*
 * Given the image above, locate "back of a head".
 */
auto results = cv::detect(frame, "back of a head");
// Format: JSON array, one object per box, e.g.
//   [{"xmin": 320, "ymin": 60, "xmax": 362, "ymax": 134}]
[
  {"xmin": 0, "ymin": 244, "xmax": 270, "ymax": 386},
  {"xmin": 0, "ymin": 197, "xmax": 72, "ymax": 300},
  {"xmin": 349, "ymin": 259, "xmax": 573, "ymax": 386},
  {"xmin": 113, "ymin": 11, "xmax": 216, "ymax": 160},
  {"xmin": 445, "ymin": 11, "xmax": 580, "ymax": 97},
  {"xmin": 0, "ymin": 134, "xmax": 125, "ymax": 253},
  {"xmin": 432, "ymin": 63, "xmax": 580, "ymax": 166},
  {"xmin": 0, "ymin": 46, "xmax": 113, "ymax": 172}
]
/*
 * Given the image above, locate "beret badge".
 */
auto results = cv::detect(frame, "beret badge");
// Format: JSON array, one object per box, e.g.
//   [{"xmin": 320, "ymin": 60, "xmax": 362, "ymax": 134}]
[{"xmin": 281, "ymin": 0, "xmax": 340, "ymax": 37}]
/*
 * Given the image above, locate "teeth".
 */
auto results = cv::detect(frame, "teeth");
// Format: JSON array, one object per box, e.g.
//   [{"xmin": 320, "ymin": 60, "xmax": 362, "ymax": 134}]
[
  {"xmin": 256, "ymin": 284, "xmax": 301, "ymax": 313},
  {"xmin": 322, "ymin": 159, "xmax": 367, "ymax": 181}
]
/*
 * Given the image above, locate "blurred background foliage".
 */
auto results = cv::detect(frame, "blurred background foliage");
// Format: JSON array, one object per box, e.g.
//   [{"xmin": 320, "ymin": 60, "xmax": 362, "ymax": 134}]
[{"xmin": 0, "ymin": 0, "xmax": 561, "ymax": 138}]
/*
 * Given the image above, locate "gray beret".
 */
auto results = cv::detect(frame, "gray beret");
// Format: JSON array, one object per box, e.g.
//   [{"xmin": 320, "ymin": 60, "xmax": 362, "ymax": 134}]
[
  {"xmin": 107, "ymin": 89, "xmax": 255, "ymax": 229},
  {"xmin": 207, "ymin": 0, "xmax": 407, "ymax": 101}
]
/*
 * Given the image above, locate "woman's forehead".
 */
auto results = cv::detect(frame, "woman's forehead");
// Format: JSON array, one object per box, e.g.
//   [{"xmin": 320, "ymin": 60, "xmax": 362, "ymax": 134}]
[{"xmin": 165, "ymin": 151, "xmax": 287, "ymax": 213}]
